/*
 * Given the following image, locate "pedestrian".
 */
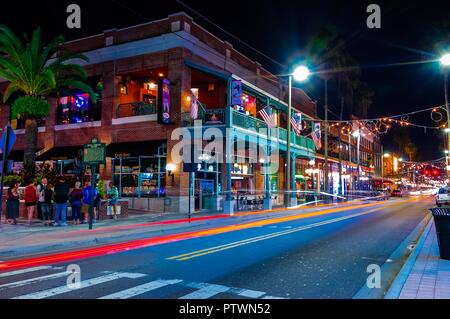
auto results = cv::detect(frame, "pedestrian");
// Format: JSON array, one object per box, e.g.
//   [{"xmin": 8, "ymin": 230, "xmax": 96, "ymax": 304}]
[
  {"xmin": 41, "ymin": 184, "xmax": 54, "ymax": 226},
  {"xmin": 54, "ymin": 177, "xmax": 69, "ymax": 226},
  {"xmin": 24, "ymin": 180, "xmax": 38, "ymax": 225},
  {"xmin": 107, "ymin": 181, "xmax": 119, "ymax": 220},
  {"xmin": 37, "ymin": 178, "xmax": 48, "ymax": 221},
  {"xmin": 82, "ymin": 181, "xmax": 98, "ymax": 224},
  {"xmin": 6, "ymin": 182, "xmax": 20, "ymax": 225},
  {"xmin": 94, "ymin": 191, "xmax": 101, "ymax": 222},
  {"xmin": 69, "ymin": 181, "xmax": 83, "ymax": 225}
]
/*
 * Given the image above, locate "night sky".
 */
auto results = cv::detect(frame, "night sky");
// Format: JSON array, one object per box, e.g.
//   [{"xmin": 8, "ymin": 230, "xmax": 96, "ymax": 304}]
[{"xmin": 1, "ymin": 0, "xmax": 449, "ymax": 160}]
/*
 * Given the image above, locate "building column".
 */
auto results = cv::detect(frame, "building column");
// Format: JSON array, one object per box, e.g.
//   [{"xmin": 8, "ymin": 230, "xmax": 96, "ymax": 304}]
[
  {"xmin": 290, "ymin": 154, "xmax": 297, "ymax": 207},
  {"xmin": 223, "ymin": 78, "xmax": 234, "ymax": 215}
]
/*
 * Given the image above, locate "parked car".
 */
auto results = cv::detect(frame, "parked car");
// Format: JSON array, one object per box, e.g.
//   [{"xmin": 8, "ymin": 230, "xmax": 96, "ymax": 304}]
[
  {"xmin": 391, "ymin": 189, "xmax": 403, "ymax": 197},
  {"xmin": 435, "ymin": 187, "xmax": 450, "ymax": 207}
]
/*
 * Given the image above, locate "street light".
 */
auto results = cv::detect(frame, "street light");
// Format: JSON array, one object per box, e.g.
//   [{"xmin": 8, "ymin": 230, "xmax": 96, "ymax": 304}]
[
  {"xmin": 440, "ymin": 53, "xmax": 450, "ymax": 186},
  {"xmin": 352, "ymin": 130, "xmax": 361, "ymax": 190},
  {"xmin": 440, "ymin": 53, "xmax": 450, "ymax": 67},
  {"xmin": 286, "ymin": 65, "xmax": 310, "ymax": 207},
  {"xmin": 293, "ymin": 66, "xmax": 311, "ymax": 82}
]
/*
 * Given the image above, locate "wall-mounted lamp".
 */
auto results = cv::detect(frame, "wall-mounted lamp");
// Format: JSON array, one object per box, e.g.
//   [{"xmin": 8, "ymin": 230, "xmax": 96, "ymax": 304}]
[
  {"xmin": 166, "ymin": 163, "xmax": 176, "ymax": 183},
  {"xmin": 119, "ymin": 82, "xmax": 128, "ymax": 95}
]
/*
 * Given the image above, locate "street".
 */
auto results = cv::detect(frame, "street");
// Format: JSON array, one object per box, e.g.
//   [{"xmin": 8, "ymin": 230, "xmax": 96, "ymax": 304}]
[{"xmin": 0, "ymin": 197, "xmax": 431, "ymax": 299}]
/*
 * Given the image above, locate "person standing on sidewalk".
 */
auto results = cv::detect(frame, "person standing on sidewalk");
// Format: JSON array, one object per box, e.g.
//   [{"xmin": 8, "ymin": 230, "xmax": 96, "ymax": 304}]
[
  {"xmin": 107, "ymin": 182, "xmax": 119, "ymax": 220},
  {"xmin": 54, "ymin": 177, "xmax": 69, "ymax": 226},
  {"xmin": 69, "ymin": 181, "xmax": 83, "ymax": 225},
  {"xmin": 24, "ymin": 180, "xmax": 38, "ymax": 226},
  {"xmin": 82, "ymin": 181, "xmax": 98, "ymax": 224},
  {"xmin": 37, "ymin": 178, "xmax": 48, "ymax": 221},
  {"xmin": 41, "ymin": 183, "xmax": 54, "ymax": 226},
  {"xmin": 6, "ymin": 183, "xmax": 20, "ymax": 225}
]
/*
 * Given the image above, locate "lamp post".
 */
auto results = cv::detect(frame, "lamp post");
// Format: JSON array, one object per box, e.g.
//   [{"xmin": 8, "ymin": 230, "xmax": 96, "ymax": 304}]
[
  {"xmin": 440, "ymin": 53, "xmax": 450, "ymax": 185},
  {"xmin": 286, "ymin": 65, "xmax": 310, "ymax": 207},
  {"xmin": 352, "ymin": 130, "xmax": 361, "ymax": 190}
]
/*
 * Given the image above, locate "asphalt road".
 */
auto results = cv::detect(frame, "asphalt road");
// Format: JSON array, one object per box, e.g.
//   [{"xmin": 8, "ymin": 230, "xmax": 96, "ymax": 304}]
[{"xmin": 0, "ymin": 196, "xmax": 432, "ymax": 299}]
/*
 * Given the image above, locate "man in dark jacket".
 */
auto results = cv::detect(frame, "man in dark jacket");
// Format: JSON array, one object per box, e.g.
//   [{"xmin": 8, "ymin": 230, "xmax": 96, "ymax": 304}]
[{"xmin": 54, "ymin": 177, "xmax": 70, "ymax": 226}]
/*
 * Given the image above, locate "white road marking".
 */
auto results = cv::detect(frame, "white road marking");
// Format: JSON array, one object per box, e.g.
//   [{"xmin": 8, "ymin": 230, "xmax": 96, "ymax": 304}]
[
  {"xmin": 262, "ymin": 296, "xmax": 286, "ymax": 299},
  {"xmin": 99, "ymin": 279, "xmax": 183, "ymax": 299},
  {"xmin": 169, "ymin": 205, "xmax": 388, "ymax": 261},
  {"xmin": 0, "ymin": 266, "xmax": 58, "ymax": 278},
  {"xmin": 181, "ymin": 282, "xmax": 230, "ymax": 299},
  {"xmin": 13, "ymin": 272, "xmax": 146, "ymax": 299},
  {"xmin": 232, "ymin": 288, "xmax": 266, "ymax": 298},
  {"xmin": 0, "ymin": 271, "xmax": 70, "ymax": 289}
]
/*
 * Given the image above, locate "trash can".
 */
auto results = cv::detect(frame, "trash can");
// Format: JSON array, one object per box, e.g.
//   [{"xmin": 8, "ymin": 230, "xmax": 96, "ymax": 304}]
[{"xmin": 430, "ymin": 207, "xmax": 450, "ymax": 260}]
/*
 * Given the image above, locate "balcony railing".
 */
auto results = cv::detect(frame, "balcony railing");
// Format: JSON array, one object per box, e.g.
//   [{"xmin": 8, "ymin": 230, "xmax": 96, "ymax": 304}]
[
  {"xmin": 183, "ymin": 108, "xmax": 315, "ymax": 154},
  {"xmin": 182, "ymin": 108, "xmax": 226, "ymax": 126},
  {"xmin": 116, "ymin": 101, "xmax": 157, "ymax": 118}
]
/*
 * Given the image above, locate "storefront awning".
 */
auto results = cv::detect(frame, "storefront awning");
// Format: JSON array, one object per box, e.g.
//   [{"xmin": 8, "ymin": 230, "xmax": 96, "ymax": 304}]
[
  {"xmin": 37, "ymin": 146, "xmax": 82, "ymax": 161},
  {"xmin": 106, "ymin": 140, "xmax": 166, "ymax": 158}
]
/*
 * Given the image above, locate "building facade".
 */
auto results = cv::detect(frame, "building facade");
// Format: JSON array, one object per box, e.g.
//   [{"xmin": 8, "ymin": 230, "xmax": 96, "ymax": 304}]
[{"xmin": 0, "ymin": 12, "xmax": 319, "ymax": 214}]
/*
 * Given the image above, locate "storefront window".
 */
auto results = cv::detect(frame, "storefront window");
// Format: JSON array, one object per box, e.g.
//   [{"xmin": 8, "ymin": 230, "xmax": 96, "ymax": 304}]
[
  {"xmin": 112, "ymin": 156, "xmax": 166, "ymax": 198},
  {"xmin": 57, "ymin": 77, "xmax": 103, "ymax": 125},
  {"xmin": 233, "ymin": 92, "xmax": 257, "ymax": 116}
]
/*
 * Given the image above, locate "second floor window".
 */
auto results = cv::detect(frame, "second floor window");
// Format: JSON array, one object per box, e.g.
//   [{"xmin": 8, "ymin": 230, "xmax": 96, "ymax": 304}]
[{"xmin": 56, "ymin": 77, "xmax": 103, "ymax": 125}]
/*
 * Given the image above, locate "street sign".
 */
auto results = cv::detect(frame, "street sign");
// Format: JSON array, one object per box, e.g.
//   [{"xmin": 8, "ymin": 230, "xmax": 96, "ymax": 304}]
[
  {"xmin": 0, "ymin": 126, "xmax": 16, "ymax": 157},
  {"xmin": 83, "ymin": 137, "xmax": 106, "ymax": 165}
]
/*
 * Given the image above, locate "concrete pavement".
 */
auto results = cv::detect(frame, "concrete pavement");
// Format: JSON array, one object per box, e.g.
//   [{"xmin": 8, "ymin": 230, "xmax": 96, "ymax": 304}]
[{"xmin": 386, "ymin": 218, "xmax": 450, "ymax": 299}]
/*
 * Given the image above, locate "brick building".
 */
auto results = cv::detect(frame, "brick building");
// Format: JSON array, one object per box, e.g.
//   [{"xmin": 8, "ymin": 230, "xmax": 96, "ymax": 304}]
[{"xmin": 0, "ymin": 12, "xmax": 318, "ymax": 214}]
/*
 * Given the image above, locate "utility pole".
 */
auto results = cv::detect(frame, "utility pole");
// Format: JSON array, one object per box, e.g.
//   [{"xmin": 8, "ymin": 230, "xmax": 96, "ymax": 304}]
[
  {"xmin": 286, "ymin": 76, "xmax": 292, "ymax": 206},
  {"xmin": 445, "ymin": 71, "xmax": 450, "ymax": 186},
  {"xmin": 324, "ymin": 79, "xmax": 329, "ymax": 195}
]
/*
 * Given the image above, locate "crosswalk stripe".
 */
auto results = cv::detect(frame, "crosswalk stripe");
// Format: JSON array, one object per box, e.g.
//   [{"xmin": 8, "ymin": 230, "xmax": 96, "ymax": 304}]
[
  {"xmin": 99, "ymin": 279, "xmax": 183, "ymax": 299},
  {"xmin": 233, "ymin": 289, "xmax": 266, "ymax": 298},
  {"xmin": 180, "ymin": 282, "xmax": 230, "ymax": 299},
  {"xmin": 0, "ymin": 266, "xmax": 58, "ymax": 278},
  {"xmin": 13, "ymin": 272, "xmax": 146, "ymax": 299},
  {"xmin": 0, "ymin": 271, "xmax": 70, "ymax": 290}
]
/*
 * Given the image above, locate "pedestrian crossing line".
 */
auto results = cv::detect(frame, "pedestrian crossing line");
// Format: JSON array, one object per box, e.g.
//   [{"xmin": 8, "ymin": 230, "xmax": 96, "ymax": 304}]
[
  {"xmin": 13, "ymin": 272, "xmax": 147, "ymax": 299},
  {"xmin": 180, "ymin": 282, "xmax": 231, "ymax": 299},
  {"xmin": 168, "ymin": 205, "xmax": 390, "ymax": 261},
  {"xmin": 0, "ymin": 271, "xmax": 70, "ymax": 290},
  {"xmin": 0, "ymin": 266, "xmax": 59, "ymax": 278},
  {"xmin": 185, "ymin": 281, "xmax": 268, "ymax": 299},
  {"xmin": 99, "ymin": 279, "xmax": 183, "ymax": 299}
]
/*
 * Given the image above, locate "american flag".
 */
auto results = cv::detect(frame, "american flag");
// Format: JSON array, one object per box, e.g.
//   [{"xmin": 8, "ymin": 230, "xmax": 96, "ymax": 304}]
[
  {"xmin": 190, "ymin": 94, "xmax": 198, "ymax": 120},
  {"xmin": 311, "ymin": 122, "xmax": 322, "ymax": 150},
  {"xmin": 290, "ymin": 112, "xmax": 302, "ymax": 136},
  {"xmin": 259, "ymin": 105, "xmax": 277, "ymax": 128}
]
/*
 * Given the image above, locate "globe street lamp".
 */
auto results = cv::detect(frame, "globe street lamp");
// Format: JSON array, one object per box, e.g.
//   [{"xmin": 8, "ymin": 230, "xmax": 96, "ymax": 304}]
[{"xmin": 286, "ymin": 65, "xmax": 310, "ymax": 207}]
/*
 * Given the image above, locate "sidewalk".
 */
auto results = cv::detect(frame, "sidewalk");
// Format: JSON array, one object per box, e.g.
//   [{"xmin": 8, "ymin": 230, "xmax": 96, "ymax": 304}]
[
  {"xmin": 387, "ymin": 218, "xmax": 450, "ymax": 299},
  {"xmin": 0, "ymin": 200, "xmax": 376, "ymax": 261}
]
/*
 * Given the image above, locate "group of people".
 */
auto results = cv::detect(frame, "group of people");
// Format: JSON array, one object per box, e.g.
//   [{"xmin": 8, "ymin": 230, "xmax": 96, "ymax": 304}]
[{"xmin": 5, "ymin": 177, "xmax": 119, "ymax": 226}]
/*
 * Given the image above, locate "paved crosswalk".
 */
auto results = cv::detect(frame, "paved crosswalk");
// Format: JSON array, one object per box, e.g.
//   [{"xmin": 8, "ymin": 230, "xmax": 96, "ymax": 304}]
[{"xmin": 0, "ymin": 265, "xmax": 286, "ymax": 299}]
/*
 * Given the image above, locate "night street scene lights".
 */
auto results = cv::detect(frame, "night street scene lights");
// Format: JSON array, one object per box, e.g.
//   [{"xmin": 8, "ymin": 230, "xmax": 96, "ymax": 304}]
[
  {"xmin": 440, "ymin": 53, "xmax": 450, "ymax": 67},
  {"xmin": 292, "ymin": 65, "xmax": 311, "ymax": 82}
]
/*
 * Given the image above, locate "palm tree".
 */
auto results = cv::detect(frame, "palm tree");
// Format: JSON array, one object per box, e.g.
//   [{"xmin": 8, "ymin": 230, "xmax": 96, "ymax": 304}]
[
  {"xmin": 304, "ymin": 25, "xmax": 364, "ymax": 195},
  {"xmin": 404, "ymin": 142, "xmax": 418, "ymax": 162},
  {"xmin": 0, "ymin": 25, "xmax": 96, "ymax": 172}
]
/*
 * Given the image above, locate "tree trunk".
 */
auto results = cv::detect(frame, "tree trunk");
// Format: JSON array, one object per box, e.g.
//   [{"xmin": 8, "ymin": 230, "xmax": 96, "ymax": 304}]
[{"xmin": 24, "ymin": 118, "xmax": 38, "ymax": 169}]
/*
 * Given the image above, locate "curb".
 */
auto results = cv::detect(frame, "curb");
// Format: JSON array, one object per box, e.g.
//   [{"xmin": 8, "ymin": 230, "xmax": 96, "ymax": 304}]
[{"xmin": 384, "ymin": 214, "xmax": 434, "ymax": 299}]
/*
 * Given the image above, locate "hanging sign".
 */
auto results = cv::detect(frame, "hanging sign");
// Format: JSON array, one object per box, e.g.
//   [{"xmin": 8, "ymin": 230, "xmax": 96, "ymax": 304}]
[
  {"xmin": 158, "ymin": 78, "xmax": 171, "ymax": 124},
  {"xmin": 231, "ymin": 80, "xmax": 242, "ymax": 106}
]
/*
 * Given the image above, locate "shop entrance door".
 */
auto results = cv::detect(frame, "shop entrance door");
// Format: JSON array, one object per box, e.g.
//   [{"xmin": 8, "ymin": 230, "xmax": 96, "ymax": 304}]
[{"xmin": 194, "ymin": 179, "xmax": 215, "ymax": 211}]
